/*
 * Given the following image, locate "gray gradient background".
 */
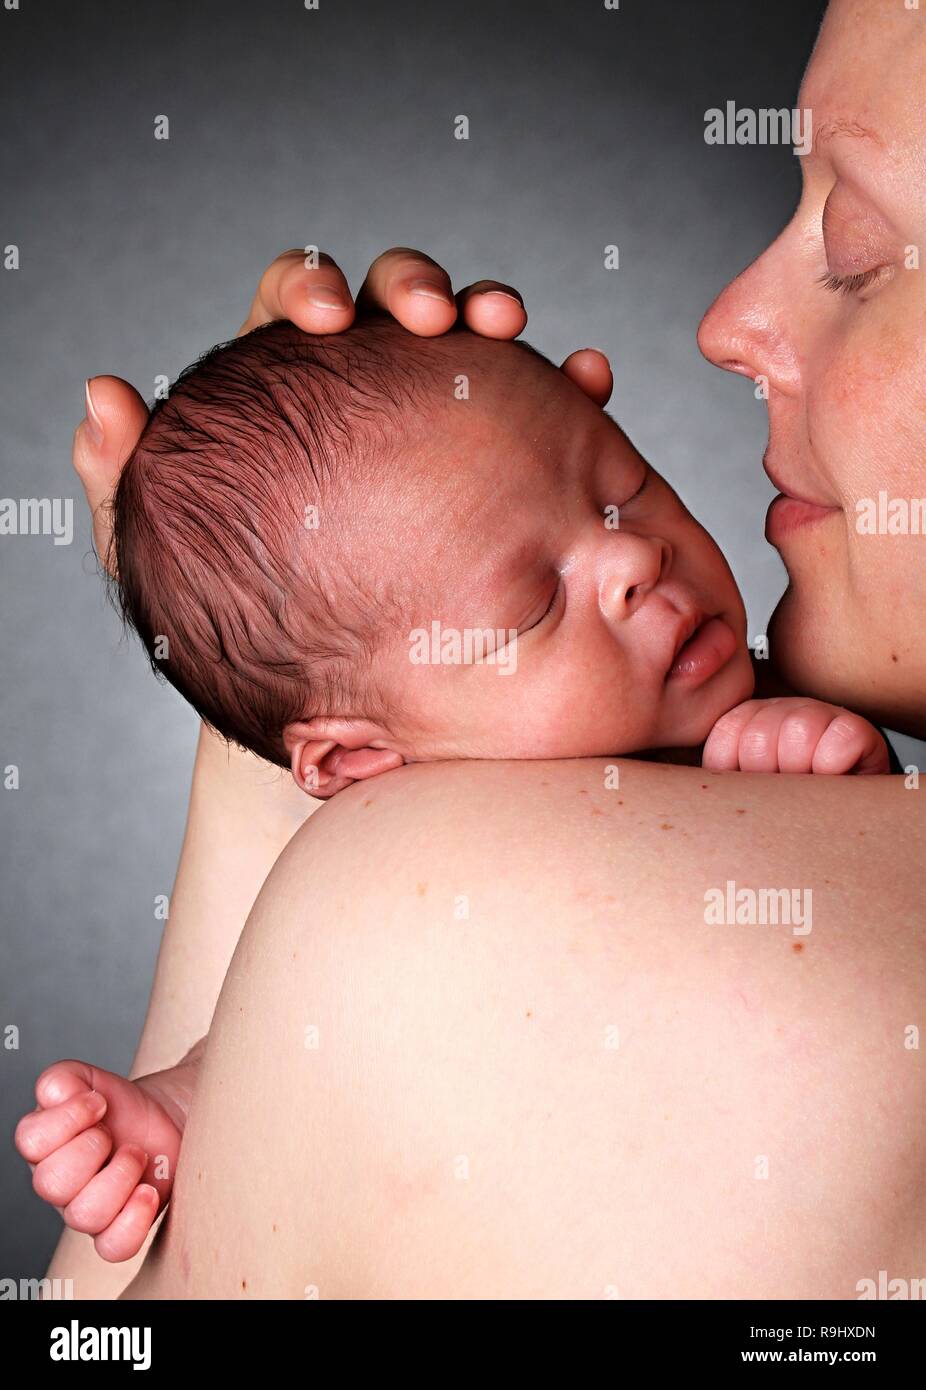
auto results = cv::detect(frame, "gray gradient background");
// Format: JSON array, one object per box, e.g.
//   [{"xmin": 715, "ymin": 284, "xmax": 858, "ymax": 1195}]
[{"xmin": 2, "ymin": 0, "xmax": 920, "ymax": 1279}]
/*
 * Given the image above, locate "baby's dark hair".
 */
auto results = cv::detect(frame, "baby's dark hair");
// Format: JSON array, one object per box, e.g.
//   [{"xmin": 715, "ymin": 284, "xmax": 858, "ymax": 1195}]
[{"xmin": 110, "ymin": 316, "xmax": 459, "ymax": 768}]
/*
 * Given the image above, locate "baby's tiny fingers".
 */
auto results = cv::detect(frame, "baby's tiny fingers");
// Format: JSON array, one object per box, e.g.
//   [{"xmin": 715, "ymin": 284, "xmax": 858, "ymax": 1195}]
[
  {"xmin": 31, "ymin": 1126, "xmax": 113, "ymax": 1208},
  {"xmin": 93, "ymin": 1185, "xmax": 161, "ymax": 1264},
  {"xmin": 64, "ymin": 1145, "xmax": 150, "ymax": 1236},
  {"xmin": 35, "ymin": 1059, "xmax": 94, "ymax": 1108},
  {"xmin": 812, "ymin": 714, "xmax": 889, "ymax": 775},
  {"xmin": 776, "ymin": 705, "xmax": 834, "ymax": 775},
  {"xmin": 702, "ymin": 701, "xmax": 764, "ymax": 771},
  {"xmin": 15, "ymin": 1090, "xmax": 107, "ymax": 1164}
]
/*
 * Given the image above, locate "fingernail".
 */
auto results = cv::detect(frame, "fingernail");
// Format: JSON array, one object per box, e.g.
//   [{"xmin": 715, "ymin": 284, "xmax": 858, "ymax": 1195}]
[
  {"xmin": 84, "ymin": 379, "xmax": 104, "ymax": 447},
  {"xmin": 88, "ymin": 1091, "xmax": 107, "ymax": 1117},
  {"xmin": 305, "ymin": 285, "xmax": 348, "ymax": 310},
  {"xmin": 406, "ymin": 278, "xmax": 452, "ymax": 303},
  {"xmin": 476, "ymin": 289, "xmax": 522, "ymax": 306}
]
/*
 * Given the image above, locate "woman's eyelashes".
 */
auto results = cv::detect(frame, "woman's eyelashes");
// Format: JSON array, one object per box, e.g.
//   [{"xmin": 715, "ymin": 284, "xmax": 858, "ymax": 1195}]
[{"xmin": 818, "ymin": 265, "xmax": 892, "ymax": 297}]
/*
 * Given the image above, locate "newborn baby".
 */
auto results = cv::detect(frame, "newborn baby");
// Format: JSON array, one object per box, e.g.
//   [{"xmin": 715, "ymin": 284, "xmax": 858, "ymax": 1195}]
[{"xmin": 16, "ymin": 315, "xmax": 890, "ymax": 1262}]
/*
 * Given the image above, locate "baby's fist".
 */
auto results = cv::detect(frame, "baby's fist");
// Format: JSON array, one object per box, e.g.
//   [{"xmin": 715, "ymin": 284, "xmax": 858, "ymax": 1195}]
[
  {"xmin": 15, "ymin": 1059, "xmax": 174, "ymax": 1262},
  {"xmin": 702, "ymin": 698, "xmax": 890, "ymax": 776}
]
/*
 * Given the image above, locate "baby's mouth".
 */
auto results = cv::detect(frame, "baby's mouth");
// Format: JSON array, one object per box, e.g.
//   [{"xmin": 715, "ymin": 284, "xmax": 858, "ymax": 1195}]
[
  {"xmin": 666, "ymin": 614, "xmax": 737, "ymax": 686},
  {"xmin": 666, "ymin": 610, "xmax": 706, "ymax": 672}
]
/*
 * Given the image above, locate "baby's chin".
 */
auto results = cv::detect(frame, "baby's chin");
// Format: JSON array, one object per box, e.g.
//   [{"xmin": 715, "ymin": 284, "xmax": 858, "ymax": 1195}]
[{"xmin": 651, "ymin": 640, "xmax": 755, "ymax": 749}]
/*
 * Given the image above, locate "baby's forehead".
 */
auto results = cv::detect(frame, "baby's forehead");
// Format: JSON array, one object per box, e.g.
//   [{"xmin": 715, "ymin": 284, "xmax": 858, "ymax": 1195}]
[
  {"xmin": 408, "ymin": 346, "xmax": 635, "ymax": 505},
  {"xmin": 412, "ymin": 336, "xmax": 581, "ymax": 453}
]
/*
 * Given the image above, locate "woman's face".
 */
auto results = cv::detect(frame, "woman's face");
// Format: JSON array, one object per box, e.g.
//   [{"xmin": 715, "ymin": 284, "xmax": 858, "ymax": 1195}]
[{"xmin": 698, "ymin": 0, "xmax": 926, "ymax": 738}]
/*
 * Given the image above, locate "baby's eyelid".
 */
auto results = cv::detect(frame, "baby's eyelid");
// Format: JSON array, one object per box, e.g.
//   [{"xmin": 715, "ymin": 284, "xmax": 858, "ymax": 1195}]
[
  {"xmin": 523, "ymin": 578, "xmax": 561, "ymax": 633},
  {"xmin": 621, "ymin": 466, "xmax": 650, "ymax": 505}
]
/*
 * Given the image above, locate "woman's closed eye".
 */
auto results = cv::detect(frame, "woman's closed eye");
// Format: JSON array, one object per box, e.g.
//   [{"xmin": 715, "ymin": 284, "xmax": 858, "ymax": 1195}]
[
  {"xmin": 818, "ymin": 265, "xmax": 893, "ymax": 297},
  {"xmin": 820, "ymin": 194, "xmax": 897, "ymax": 299}
]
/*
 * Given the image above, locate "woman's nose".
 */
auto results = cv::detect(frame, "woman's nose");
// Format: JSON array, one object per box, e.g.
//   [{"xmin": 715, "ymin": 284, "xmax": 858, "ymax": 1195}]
[
  {"xmin": 697, "ymin": 242, "xmax": 802, "ymax": 397},
  {"xmin": 598, "ymin": 535, "xmax": 672, "ymax": 623}
]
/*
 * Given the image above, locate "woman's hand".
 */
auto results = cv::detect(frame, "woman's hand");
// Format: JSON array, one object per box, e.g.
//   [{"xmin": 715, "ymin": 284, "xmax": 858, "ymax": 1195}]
[{"xmin": 73, "ymin": 246, "xmax": 613, "ymax": 571}]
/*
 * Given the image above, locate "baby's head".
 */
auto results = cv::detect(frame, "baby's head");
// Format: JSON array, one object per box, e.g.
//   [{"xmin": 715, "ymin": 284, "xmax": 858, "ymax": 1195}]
[{"xmin": 113, "ymin": 317, "xmax": 753, "ymax": 795}]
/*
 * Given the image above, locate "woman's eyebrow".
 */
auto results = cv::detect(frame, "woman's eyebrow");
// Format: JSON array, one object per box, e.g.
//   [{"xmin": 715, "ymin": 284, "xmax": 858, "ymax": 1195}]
[{"xmin": 811, "ymin": 118, "xmax": 883, "ymax": 158}]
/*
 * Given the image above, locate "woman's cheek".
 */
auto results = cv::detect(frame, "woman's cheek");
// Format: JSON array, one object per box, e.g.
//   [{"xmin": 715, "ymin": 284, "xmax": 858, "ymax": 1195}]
[{"xmin": 811, "ymin": 313, "xmax": 925, "ymax": 513}]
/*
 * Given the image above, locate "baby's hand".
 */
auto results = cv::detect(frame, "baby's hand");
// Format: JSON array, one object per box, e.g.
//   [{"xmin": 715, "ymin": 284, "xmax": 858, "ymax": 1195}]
[
  {"xmin": 14, "ymin": 1040, "xmax": 205, "ymax": 1262},
  {"xmin": 702, "ymin": 698, "xmax": 890, "ymax": 775}
]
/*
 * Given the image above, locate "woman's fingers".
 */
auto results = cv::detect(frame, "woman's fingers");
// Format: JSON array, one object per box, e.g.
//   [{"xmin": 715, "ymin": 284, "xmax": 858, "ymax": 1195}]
[
  {"xmin": 355, "ymin": 246, "xmax": 457, "ymax": 336},
  {"xmin": 15, "ymin": 1089, "xmax": 107, "ymax": 1165},
  {"xmin": 63, "ymin": 1144, "xmax": 150, "ymax": 1236},
  {"xmin": 238, "ymin": 249, "xmax": 355, "ymax": 336},
  {"xmin": 94, "ymin": 1184, "xmax": 161, "ymax": 1264},
  {"xmin": 456, "ymin": 280, "xmax": 528, "ymax": 339},
  {"xmin": 560, "ymin": 349, "xmax": 613, "ymax": 407},
  {"xmin": 72, "ymin": 376, "xmax": 149, "ymax": 573},
  {"xmin": 236, "ymin": 252, "xmax": 611, "ymax": 414}
]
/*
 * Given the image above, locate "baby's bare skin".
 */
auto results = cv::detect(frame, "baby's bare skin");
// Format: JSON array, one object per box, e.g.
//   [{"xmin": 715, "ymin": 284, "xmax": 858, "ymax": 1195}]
[{"xmin": 16, "ymin": 1044, "xmax": 203, "ymax": 1262}]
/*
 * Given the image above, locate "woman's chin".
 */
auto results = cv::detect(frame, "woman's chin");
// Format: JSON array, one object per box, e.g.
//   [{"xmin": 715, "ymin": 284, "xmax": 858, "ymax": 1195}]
[{"xmin": 769, "ymin": 590, "xmax": 926, "ymax": 739}]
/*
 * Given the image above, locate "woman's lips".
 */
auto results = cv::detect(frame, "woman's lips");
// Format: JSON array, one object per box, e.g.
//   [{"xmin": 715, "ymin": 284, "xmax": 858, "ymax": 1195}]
[
  {"xmin": 666, "ymin": 615, "xmax": 738, "ymax": 686},
  {"xmin": 765, "ymin": 493, "xmax": 840, "ymax": 543}
]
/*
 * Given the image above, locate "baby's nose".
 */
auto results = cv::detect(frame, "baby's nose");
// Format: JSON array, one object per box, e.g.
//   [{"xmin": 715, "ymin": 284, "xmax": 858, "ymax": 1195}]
[{"xmin": 598, "ymin": 536, "xmax": 671, "ymax": 623}]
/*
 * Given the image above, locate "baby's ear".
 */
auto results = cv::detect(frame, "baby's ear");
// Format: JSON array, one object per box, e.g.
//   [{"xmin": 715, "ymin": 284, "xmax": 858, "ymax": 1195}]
[{"xmin": 283, "ymin": 719, "xmax": 404, "ymax": 799}]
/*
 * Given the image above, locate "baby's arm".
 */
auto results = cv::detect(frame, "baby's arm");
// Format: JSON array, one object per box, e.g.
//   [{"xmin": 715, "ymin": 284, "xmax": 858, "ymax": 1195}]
[
  {"xmin": 44, "ymin": 727, "xmax": 315, "ymax": 1298},
  {"xmin": 702, "ymin": 698, "xmax": 890, "ymax": 775},
  {"xmin": 15, "ymin": 1038, "xmax": 206, "ymax": 1263}
]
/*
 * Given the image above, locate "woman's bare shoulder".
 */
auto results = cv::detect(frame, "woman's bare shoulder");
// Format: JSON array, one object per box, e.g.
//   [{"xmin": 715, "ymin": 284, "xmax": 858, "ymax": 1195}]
[
  {"xmin": 270, "ymin": 756, "xmax": 919, "ymax": 936},
  {"xmin": 125, "ymin": 759, "xmax": 925, "ymax": 1299}
]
